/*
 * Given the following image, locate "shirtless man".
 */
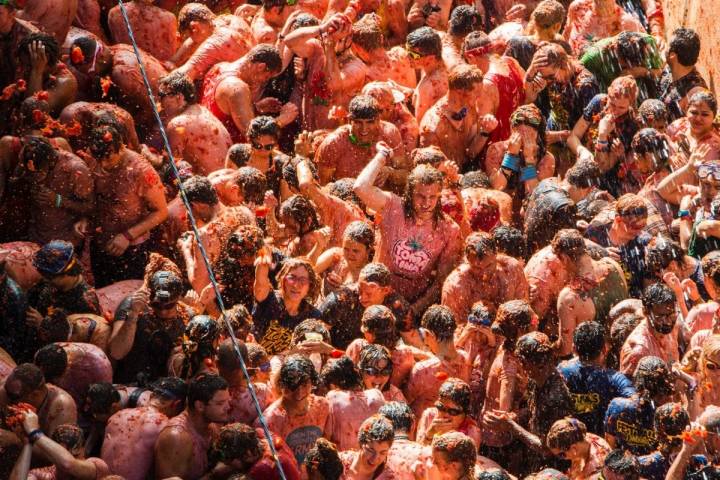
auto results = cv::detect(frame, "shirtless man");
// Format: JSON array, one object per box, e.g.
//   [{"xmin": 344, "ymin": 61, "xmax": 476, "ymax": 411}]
[
  {"xmin": 406, "ymin": 26, "xmax": 447, "ymax": 125},
  {"xmin": 101, "ymin": 378, "xmax": 186, "ymax": 480},
  {"xmin": 68, "ymin": 36, "xmax": 169, "ymax": 136},
  {"xmin": 252, "ymin": 0, "xmax": 290, "ymax": 44},
  {"xmin": 209, "ymin": 166, "xmax": 267, "ymax": 207},
  {"xmin": 34, "ymin": 342, "xmax": 112, "ymax": 409},
  {"xmin": 87, "ymin": 125, "xmax": 168, "ymax": 287},
  {"xmin": 17, "ymin": 0, "xmax": 76, "ymax": 43},
  {"xmin": 442, "ymin": 232, "xmax": 528, "ymax": 323},
  {"xmin": 405, "ymin": 306, "xmax": 470, "ymax": 417},
  {"xmin": 361, "ymin": 82, "xmax": 418, "ymax": 156},
  {"xmin": 458, "ymin": 172, "xmax": 513, "ymax": 229},
  {"xmin": 0, "ymin": 0, "xmax": 37, "ymax": 94},
  {"xmin": 200, "ymin": 44, "xmax": 286, "ymax": 143},
  {"xmin": 419, "ymin": 64, "xmax": 497, "ymax": 170},
  {"xmin": 217, "ymin": 339, "xmax": 275, "ymax": 425},
  {"xmin": 59, "ymin": 102, "xmax": 140, "ymax": 152},
  {"xmin": 283, "ymin": 12, "xmax": 367, "ymax": 131},
  {"xmin": 107, "ymin": 0, "xmax": 179, "ymax": 62},
  {"xmin": 315, "ymin": 95, "xmax": 407, "ymax": 188},
  {"xmin": 159, "ymin": 72, "xmax": 231, "ymax": 176},
  {"xmin": 378, "ymin": 402, "xmax": 426, "ymax": 480},
  {"xmin": 260, "ymin": 355, "xmax": 330, "ymax": 466},
  {"xmin": 0, "ymin": 363, "xmax": 77, "ymax": 436},
  {"xmin": 565, "ymin": 0, "xmax": 646, "ymax": 55},
  {"xmin": 351, "ymin": 14, "xmax": 416, "ymax": 89},
  {"xmin": 172, "ymin": 3, "xmax": 251, "ymax": 81},
  {"xmin": 153, "ymin": 376, "xmax": 229, "ymax": 479}
]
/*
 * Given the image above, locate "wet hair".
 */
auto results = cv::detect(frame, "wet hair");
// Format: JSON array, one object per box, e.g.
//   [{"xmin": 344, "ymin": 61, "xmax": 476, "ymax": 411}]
[
  {"xmin": 89, "ymin": 124, "xmax": 122, "ymax": 160},
  {"xmin": 246, "ymin": 343, "xmax": 269, "ymax": 368},
  {"xmin": 460, "ymin": 170, "xmax": 492, "ymax": 189},
  {"xmin": 181, "ymin": 316, "xmax": 221, "ymax": 378},
  {"xmin": 645, "ymin": 236, "xmax": 683, "ymax": 276},
  {"xmin": 21, "ymin": 136, "xmax": 58, "ymax": 171},
  {"xmin": 631, "ymin": 128, "xmax": 670, "ymax": 169},
  {"xmin": 19, "ymin": 33, "xmax": 60, "ymax": 67},
  {"xmin": 638, "ymin": 99, "xmax": 669, "ymax": 127},
  {"xmin": 566, "ymin": 159, "xmax": 602, "ymax": 189},
  {"xmin": 279, "ymin": 194, "xmax": 321, "ymax": 236},
  {"xmin": 573, "ymin": 321, "xmax": 605, "ymax": 361},
  {"xmin": 531, "ymin": 0, "xmax": 566, "ymax": 29},
  {"xmin": 278, "ymin": 354, "xmax": 318, "ymax": 391},
  {"xmin": 39, "ymin": 308, "xmax": 71, "ymax": 343},
  {"xmin": 641, "ymin": 282, "xmax": 676, "ymax": 309},
  {"xmin": 348, "ymin": 95, "xmax": 380, "ymax": 120},
  {"xmin": 534, "ymin": 43, "xmax": 568, "ymax": 70},
  {"xmin": 282, "ymin": 155, "xmax": 316, "ymax": 192},
  {"xmin": 231, "ymin": 167, "xmax": 267, "ymax": 204},
  {"xmin": 669, "ymin": 28, "xmax": 701, "ymax": 67},
  {"xmin": 223, "ymin": 224, "xmax": 265, "ymax": 261},
  {"xmin": 183, "ymin": 175, "xmax": 219, "ymax": 205},
  {"xmin": 702, "ymin": 251, "xmax": 720, "ymax": 288},
  {"xmin": 151, "ymin": 377, "xmax": 188, "ymax": 406},
  {"xmin": 616, "ymin": 31, "xmax": 650, "ymax": 68},
  {"xmin": 492, "ymin": 225, "xmax": 525, "ymax": 259},
  {"xmin": 515, "ymin": 332, "xmax": 554, "ymax": 366},
  {"xmin": 438, "ymin": 378, "xmax": 471, "ymax": 413},
  {"xmin": 214, "ymin": 423, "xmax": 263, "ymax": 462},
  {"xmin": 359, "ymin": 263, "xmax": 392, "ymax": 286},
  {"xmin": 492, "ymin": 300, "xmax": 534, "ymax": 350},
  {"xmin": 410, "ymin": 146, "xmax": 448, "ymax": 167},
  {"xmin": 615, "ymin": 193, "xmax": 647, "ymax": 217},
  {"xmin": 34, "ymin": 344, "xmax": 68, "ymax": 381},
  {"xmin": 406, "ymin": 27, "xmax": 442, "ymax": 58},
  {"xmin": 603, "ymin": 449, "xmax": 640, "ymax": 480},
  {"xmin": 85, "ymin": 383, "xmax": 121, "ymax": 416},
  {"xmin": 475, "ymin": 470, "xmax": 512, "ymax": 480},
  {"xmin": 462, "ymin": 30, "xmax": 491, "ymax": 54},
  {"xmin": 358, "ymin": 344, "xmax": 393, "ymax": 376},
  {"xmin": 51, "ymin": 424, "xmax": 84, "ymax": 452},
  {"xmin": 432, "ymin": 432, "xmax": 477, "ymax": 476},
  {"xmin": 378, "ymin": 401, "xmax": 415, "ymax": 432},
  {"xmin": 688, "ymin": 90, "xmax": 718, "ymax": 115},
  {"xmin": 447, "ymin": 64, "xmax": 483, "ymax": 91},
  {"xmin": 362, "ymin": 305, "xmax": 398, "ymax": 348},
  {"xmin": 402, "ymin": 164, "xmax": 444, "ymax": 222},
  {"xmin": 291, "ymin": 318, "xmax": 331, "ymax": 346},
  {"xmin": 217, "ymin": 338, "xmax": 249, "ymax": 372},
  {"xmin": 290, "ymin": 13, "xmax": 319, "ymax": 29},
  {"xmin": 610, "ymin": 312, "xmax": 643, "ymax": 353},
  {"xmin": 343, "ymin": 221, "xmax": 375, "ymax": 254},
  {"xmin": 351, "ymin": 14, "xmax": 383, "ymax": 51},
  {"xmin": 358, "ymin": 414, "xmax": 394, "ymax": 446},
  {"xmin": 654, "ymin": 402, "xmax": 690, "ymax": 451},
  {"xmin": 69, "ymin": 37, "xmax": 98, "ymax": 67},
  {"xmin": 7, "ymin": 364, "xmax": 45, "ymax": 398},
  {"xmin": 328, "ymin": 178, "xmax": 362, "ymax": 207},
  {"xmin": 421, "ymin": 305, "xmax": 457, "ymax": 343},
  {"xmin": 320, "ymin": 355, "xmax": 363, "ymax": 390},
  {"xmin": 226, "ymin": 143, "xmax": 252, "ymax": 168},
  {"xmin": 246, "ymin": 44, "xmax": 282, "ymax": 73},
  {"xmin": 247, "ymin": 115, "xmax": 278, "ymax": 140},
  {"xmin": 277, "ymin": 257, "xmax": 321, "ymax": 301},
  {"xmin": 178, "ymin": 3, "xmax": 215, "ymax": 33},
  {"xmin": 18, "ymin": 96, "xmax": 50, "ymax": 131},
  {"xmin": 223, "ymin": 304, "xmax": 253, "ymax": 337},
  {"xmin": 551, "ymin": 229, "xmax": 586, "ymax": 262},
  {"xmin": 159, "ymin": 71, "xmax": 196, "ymax": 104},
  {"xmin": 465, "ymin": 231, "xmax": 496, "ymax": 259},
  {"xmin": 634, "ymin": 356, "xmax": 673, "ymax": 397},
  {"xmin": 510, "ymin": 104, "xmax": 548, "ymax": 160},
  {"xmin": 187, "ymin": 374, "xmax": 228, "ymax": 410},
  {"xmin": 390, "ymin": 296, "xmax": 413, "ymax": 333},
  {"xmin": 546, "ymin": 418, "xmax": 587, "ymax": 451},
  {"xmin": 305, "ymin": 438, "xmax": 344, "ymax": 480},
  {"xmin": 262, "ymin": 0, "xmax": 286, "ymax": 9},
  {"xmin": 448, "ymin": 5, "xmax": 481, "ymax": 37}
]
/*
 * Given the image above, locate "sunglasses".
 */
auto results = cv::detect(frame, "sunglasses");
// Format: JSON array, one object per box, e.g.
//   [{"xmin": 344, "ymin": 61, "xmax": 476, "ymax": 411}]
[
  {"xmin": 363, "ymin": 366, "xmax": 392, "ymax": 376},
  {"xmin": 252, "ymin": 142, "xmax": 275, "ymax": 151},
  {"xmin": 257, "ymin": 362, "xmax": 271, "ymax": 373},
  {"xmin": 698, "ymin": 164, "xmax": 720, "ymax": 182},
  {"xmin": 406, "ymin": 48, "xmax": 423, "ymax": 60},
  {"xmin": 435, "ymin": 402, "xmax": 464, "ymax": 416}
]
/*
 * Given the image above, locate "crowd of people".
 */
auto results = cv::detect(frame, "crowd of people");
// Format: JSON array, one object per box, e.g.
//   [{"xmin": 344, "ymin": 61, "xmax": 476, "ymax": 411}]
[{"xmin": 1, "ymin": 0, "xmax": 720, "ymax": 478}]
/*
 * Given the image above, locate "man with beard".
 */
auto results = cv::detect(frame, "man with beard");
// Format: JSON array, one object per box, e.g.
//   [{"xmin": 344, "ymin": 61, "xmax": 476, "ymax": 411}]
[
  {"xmin": 154, "ymin": 374, "xmax": 230, "ymax": 479},
  {"xmin": 87, "ymin": 124, "xmax": 168, "ymax": 287},
  {"xmin": 619, "ymin": 283, "xmax": 681, "ymax": 376},
  {"xmin": 109, "ymin": 270, "xmax": 193, "ymax": 384}
]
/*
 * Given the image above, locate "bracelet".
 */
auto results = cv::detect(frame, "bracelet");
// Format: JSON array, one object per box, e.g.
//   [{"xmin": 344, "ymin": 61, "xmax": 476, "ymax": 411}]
[
  {"xmin": 121, "ymin": 230, "xmax": 134, "ymax": 243},
  {"xmin": 28, "ymin": 429, "xmax": 44, "ymax": 444},
  {"xmin": 677, "ymin": 209, "xmax": 691, "ymax": 219},
  {"xmin": 55, "ymin": 194, "xmax": 62, "ymax": 208},
  {"xmin": 501, "ymin": 153, "xmax": 521, "ymax": 172},
  {"xmin": 595, "ymin": 140, "xmax": 610, "ymax": 152},
  {"xmin": 519, "ymin": 165, "xmax": 538, "ymax": 182}
]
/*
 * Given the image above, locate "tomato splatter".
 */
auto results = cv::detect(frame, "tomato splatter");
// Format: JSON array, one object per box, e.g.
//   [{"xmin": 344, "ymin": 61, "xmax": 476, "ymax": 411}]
[
  {"xmin": 144, "ymin": 170, "xmax": 159, "ymax": 186},
  {"xmin": 35, "ymin": 91, "xmax": 49, "ymax": 101},
  {"xmin": 70, "ymin": 46, "xmax": 85, "ymax": 65},
  {"xmin": 434, "ymin": 371, "xmax": 449, "ymax": 381},
  {"xmin": 32, "ymin": 109, "xmax": 45, "ymax": 124},
  {"xmin": 103, "ymin": 131, "xmax": 113, "ymax": 143},
  {"xmin": 330, "ymin": 349, "xmax": 344, "ymax": 358},
  {"xmin": 100, "ymin": 77, "xmax": 113, "ymax": 97}
]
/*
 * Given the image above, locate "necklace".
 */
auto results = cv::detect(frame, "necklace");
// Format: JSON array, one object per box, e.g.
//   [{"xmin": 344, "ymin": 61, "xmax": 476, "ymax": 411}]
[{"xmin": 349, "ymin": 133, "xmax": 372, "ymax": 148}]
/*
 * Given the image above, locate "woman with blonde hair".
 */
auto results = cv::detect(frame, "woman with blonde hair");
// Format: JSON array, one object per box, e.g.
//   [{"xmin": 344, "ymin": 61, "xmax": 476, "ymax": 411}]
[{"xmin": 687, "ymin": 334, "xmax": 720, "ymax": 418}]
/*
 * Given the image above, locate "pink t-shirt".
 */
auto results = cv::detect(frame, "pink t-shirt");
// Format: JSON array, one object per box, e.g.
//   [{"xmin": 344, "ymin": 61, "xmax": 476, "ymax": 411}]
[
  {"xmin": 228, "ymin": 382, "xmax": 275, "ymax": 425},
  {"xmin": 375, "ymin": 195, "xmax": 462, "ymax": 302},
  {"xmin": 404, "ymin": 352, "xmax": 470, "ymax": 417},
  {"xmin": 684, "ymin": 302, "xmax": 719, "ymax": 343},
  {"xmin": 415, "ymin": 407, "xmax": 482, "ymax": 447},
  {"xmin": 619, "ymin": 319, "xmax": 680, "ymax": 376},
  {"xmin": 326, "ymin": 389, "xmax": 386, "ymax": 451}
]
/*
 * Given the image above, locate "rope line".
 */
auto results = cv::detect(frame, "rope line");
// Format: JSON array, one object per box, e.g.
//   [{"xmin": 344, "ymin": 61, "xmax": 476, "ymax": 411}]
[{"xmin": 115, "ymin": 2, "xmax": 289, "ymax": 476}]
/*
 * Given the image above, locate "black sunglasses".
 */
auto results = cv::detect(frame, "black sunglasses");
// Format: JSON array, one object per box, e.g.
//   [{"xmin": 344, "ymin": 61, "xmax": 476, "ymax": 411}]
[
  {"xmin": 363, "ymin": 366, "xmax": 392, "ymax": 376},
  {"xmin": 252, "ymin": 142, "xmax": 275, "ymax": 151},
  {"xmin": 435, "ymin": 402, "xmax": 464, "ymax": 416}
]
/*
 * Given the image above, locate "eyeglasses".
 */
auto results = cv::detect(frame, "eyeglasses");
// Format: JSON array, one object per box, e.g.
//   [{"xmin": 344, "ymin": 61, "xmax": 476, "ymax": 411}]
[
  {"xmin": 406, "ymin": 47, "xmax": 423, "ymax": 60},
  {"xmin": 363, "ymin": 366, "xmax": 392, "ymax": 377},
  {"xmin": 435, "ymin": 402, "xmax": 464, "ymax": 416},
  {"xmin": 251, "ymin": 142, "xmax": 275, "ymax": 151},
  {"xmin": 698, "ymin": 164, "xmax": 720, "ymax": 182}
]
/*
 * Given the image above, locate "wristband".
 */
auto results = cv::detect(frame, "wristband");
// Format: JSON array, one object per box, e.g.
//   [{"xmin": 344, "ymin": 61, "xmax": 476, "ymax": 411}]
[
  {"xmin": 519, "ymin": 165, "xmax": 538, "ymax": 182},
  {"xmin": 501, "ymin": 153, "xmax": 521, "ymax": 172},
  {"xmin": 55, "ymin": 194, "xmax": 62, "ymax": 208},
  {"xmin": 678, "ymin": 209, "xmax": 691, "ymax": 219},
  {"xmin": 595, "ymin": 140, "xmax": 610, "ymax": 152},
  {"xmin": 28, "ymin": 429, "xmax": 44, "ymax": 444},
  {"xmin": 121, "ymin": 230, "xmax": 134, "ymax": 243}
]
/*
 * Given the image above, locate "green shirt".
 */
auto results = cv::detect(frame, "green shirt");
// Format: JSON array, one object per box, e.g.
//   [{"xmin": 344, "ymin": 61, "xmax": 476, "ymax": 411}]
[{"xmin": 580, "ymin": 34, "xmax": 662, "ymax": 91}]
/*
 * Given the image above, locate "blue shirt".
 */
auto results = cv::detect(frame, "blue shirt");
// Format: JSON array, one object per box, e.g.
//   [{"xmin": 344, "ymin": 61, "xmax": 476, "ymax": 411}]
[
  {"xmin": 604, "ymin": 395, "xmax": 657, "ymax": 455},
  {"xmin": 559, "ymin": 358, "xmax": 636, "ymax": 435},
  {"xmin": 639, "ymin": 452, "xmax": 708, "ymax": 480}
]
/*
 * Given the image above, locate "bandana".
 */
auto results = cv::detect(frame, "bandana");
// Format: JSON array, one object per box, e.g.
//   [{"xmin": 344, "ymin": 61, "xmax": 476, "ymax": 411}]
[
  {"xmin": 463, "ymin": 43, "xmax": 493, "ymax": 58},
  {"xmin": 32, "ymin": 240, "xmax": 75, "ymax": 275},
  {"xmin": 348, "ymin": 133, "xmax": 372, "ymax": 148},
  {"xmin": 510, "ymin": 104, "xmax": 543, "ymax": 128}
]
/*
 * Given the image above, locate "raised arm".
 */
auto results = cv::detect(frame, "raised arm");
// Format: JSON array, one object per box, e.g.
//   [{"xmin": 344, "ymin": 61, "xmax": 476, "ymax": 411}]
[{"xmin": 353, "ymin": 143, "xmax": 394, "ymax": 213}]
